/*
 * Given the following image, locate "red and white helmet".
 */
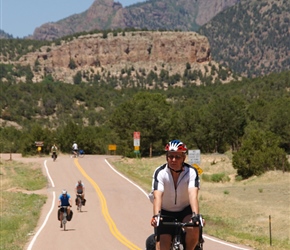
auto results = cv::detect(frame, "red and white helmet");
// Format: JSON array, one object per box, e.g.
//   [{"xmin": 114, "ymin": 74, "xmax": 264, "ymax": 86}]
[{"xmin": 165, "ymin": 140, "xmax": 187, "ymax": 153}]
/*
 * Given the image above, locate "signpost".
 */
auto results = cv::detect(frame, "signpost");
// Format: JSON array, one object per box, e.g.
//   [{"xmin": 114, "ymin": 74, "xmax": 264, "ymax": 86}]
[
  {"xmin": 35, "ymin": 141, "xmax": 44, "ymax": 156},
  {"xmin": 108, "ymin": 144, "xmax": 117, "ymax": 155},
  {"xmin": 133, "ymin": 132, "xmax": 140, "ymax": 157}
]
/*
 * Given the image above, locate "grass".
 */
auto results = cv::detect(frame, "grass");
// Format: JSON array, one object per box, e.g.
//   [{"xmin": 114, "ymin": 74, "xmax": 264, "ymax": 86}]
[
  {"xmin": 0, "ymin": 160, "xmax": 47, "ymax": 250},
  {"xmin": 109, "ymin": 153, "xmax": 290, "ymax": 250}
]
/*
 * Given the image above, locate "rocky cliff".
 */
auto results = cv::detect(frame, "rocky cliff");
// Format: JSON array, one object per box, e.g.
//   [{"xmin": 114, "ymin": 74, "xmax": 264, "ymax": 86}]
[{"xmin": 19, "ymin": 31, "xmax": 215, "ymax": 84}]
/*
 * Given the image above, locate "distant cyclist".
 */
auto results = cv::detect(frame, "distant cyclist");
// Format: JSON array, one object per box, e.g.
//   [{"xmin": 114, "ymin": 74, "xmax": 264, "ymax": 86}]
[
  {"xmin": 58, "ymin": 189, "xmax": 72, "ymax": 228},
  {"xmin": 75, "ymin": 180, "xmax": 86, "ymax": 207},
  {"xmin": 51, "ymin": 144, "xmax": 58, "ymax": 160},
  {"xmin": 72, "ymin": 141, "xmax": 78, "ymax": 157}
]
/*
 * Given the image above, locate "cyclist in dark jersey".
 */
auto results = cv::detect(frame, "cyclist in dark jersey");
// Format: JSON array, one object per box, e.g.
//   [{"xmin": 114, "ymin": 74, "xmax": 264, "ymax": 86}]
[{"xmin": 58, "ymin": 189, "xmax": 72, "ymax": 228}]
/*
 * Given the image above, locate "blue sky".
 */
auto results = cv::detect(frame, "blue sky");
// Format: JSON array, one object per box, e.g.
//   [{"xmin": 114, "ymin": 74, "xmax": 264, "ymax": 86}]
[{"xmin": 0, "ymin": 0, "xmax": 143, "ymax": 38}]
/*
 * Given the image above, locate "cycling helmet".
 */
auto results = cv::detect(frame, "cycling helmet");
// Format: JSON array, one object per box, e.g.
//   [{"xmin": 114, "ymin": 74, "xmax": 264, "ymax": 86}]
[
  {"xmin": 62, "ymin": 189, "xmax": 67, "ymax": 194},
  {"xmin": 165, "ymin": 140, "xmax": 187, "ymax": 152}
]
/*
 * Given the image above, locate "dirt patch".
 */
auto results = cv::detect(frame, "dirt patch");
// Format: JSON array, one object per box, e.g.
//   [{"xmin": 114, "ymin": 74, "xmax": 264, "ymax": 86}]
[{"xmin": 5, "ymin": 187, "xmax": 47, "ymax": 195}]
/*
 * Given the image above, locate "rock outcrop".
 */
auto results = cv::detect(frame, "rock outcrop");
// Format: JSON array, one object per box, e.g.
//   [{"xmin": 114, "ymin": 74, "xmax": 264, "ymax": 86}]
[{"xmin": 19, "ymin": 31, "xmax": 212, "ymax": 84}]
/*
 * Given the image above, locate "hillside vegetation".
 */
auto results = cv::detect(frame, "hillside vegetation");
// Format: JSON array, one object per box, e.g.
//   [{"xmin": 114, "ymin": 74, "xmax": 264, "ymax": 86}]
[{"xmin": 199, "ymin": 0, "xmax": 290, "ymax": 77}]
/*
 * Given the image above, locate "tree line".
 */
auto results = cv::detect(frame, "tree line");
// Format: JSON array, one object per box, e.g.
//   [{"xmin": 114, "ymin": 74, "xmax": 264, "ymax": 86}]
[{"xmin": 0, "ymin": 70, "xmax": 290, "ymax": 179}]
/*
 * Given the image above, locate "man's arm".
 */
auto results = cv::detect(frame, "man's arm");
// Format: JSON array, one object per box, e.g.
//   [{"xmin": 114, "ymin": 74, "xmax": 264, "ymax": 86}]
[
  {"xmin": 188, "ymin": 187, "xmax": 199, "ymax": 214},
  {"xmin": 151, "ymin": 190, "xmax": 163, "ymax": 227},
  {"xmin": 153, "ymin": 190, "xmax": 162, "ymax": 216}
]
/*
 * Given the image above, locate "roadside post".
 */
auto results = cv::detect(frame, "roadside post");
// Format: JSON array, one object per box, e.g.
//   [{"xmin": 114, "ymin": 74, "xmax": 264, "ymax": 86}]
[
  {"xmin": 133, "ymin": 132, "xmax": 140, "ymax": 158},
  {"xmin": 35, "ymin": 141, "xmax": 44, "ymax": 157}
]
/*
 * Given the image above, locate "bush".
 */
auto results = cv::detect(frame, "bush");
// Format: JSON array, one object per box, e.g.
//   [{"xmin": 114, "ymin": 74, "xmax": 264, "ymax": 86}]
[{"xmin": 202, "ymin": 173, "xmax": 230, "ymax": 183}]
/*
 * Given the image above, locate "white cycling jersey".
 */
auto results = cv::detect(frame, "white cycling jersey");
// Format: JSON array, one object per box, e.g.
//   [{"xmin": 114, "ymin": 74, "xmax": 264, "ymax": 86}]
[{"xmin": 151, "ymin": 162, "xmax": 200, "ymax": 212}]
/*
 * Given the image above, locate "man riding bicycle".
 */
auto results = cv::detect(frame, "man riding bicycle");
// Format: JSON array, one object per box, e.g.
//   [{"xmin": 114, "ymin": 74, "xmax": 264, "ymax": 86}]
[
  {"xmin": 58, "ymin": 189, "xmax": 72, "ymax": 228},
  {"xmin": 75, "ymin": 180, "xmax": 86, "ymax": 207},
  {"xmin": 51, "ymin": 144, "xmax": 58, "ymax": 159},
  {"xmin": 72, "ymin": 141, "xmax": 78, "ymax": 157},
  {"xmin": 150, "ymin": 140, "xmax": 201, "ymax": 250}
]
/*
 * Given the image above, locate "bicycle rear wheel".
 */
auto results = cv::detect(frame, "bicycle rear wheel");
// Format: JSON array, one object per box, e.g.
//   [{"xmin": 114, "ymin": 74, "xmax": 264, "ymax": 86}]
[
  {"xmin": 77, "ymin": 196, "xmax": 82, "ymax": 212},
  {"xmin": 63, "ymin": 213, "xmax": 67, "ymax": 231}
]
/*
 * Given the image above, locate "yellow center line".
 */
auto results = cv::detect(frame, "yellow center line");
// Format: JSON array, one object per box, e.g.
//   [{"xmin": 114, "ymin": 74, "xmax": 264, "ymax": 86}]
[{"xmin": 74, "ymin": 158, "xmax": 141, "ymax": 250}]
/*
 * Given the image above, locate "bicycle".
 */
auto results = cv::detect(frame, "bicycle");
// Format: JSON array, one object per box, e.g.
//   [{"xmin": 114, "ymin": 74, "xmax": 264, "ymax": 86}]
[
  {"xmin": 52, "ymin": 152, "xmax": 57, "ymax": 161},
  {"xmin": 76, "ymin": 194, "xmax": 83, "ymax": 212},
  {"xmin": 71, "ymin": 149, "xmax": 85, "ymax": 158},
  {"xmin": 146, "ymin": 213, "xmax": 204, "ymax": 250},
  {"xmin": 59, "ymin": 206, "xmax": 69, "ymax": 231}
]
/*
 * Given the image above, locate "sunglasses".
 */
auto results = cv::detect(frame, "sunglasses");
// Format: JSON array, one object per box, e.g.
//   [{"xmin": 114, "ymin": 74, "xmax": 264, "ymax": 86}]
[{"xmin": 167, "ymin": 154, "xmax": 183, "ymax": 160}]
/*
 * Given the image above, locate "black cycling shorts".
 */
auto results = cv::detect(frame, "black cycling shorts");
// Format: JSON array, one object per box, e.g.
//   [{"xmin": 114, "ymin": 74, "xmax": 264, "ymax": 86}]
[{"xmin": 156, "ymin": 205, "xmax": 192, "ymax": 237}]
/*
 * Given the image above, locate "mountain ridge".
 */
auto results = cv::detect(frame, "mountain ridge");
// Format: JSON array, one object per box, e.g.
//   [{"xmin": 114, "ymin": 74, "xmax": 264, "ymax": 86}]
[{"xmin": 30, "ymin": 0, "xmax": 239, "ymax": 41}]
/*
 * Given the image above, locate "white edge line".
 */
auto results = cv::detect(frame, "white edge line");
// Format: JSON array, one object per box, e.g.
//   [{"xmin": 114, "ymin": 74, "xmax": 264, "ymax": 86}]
[
  {"xmin": 104, "ymin": 158, "xmax": 252, "ymax": 250},
  {"xmin": 27, "ymin": 159, "xmax": 55, "ymax": 250},
  {"xmin": 202, "ymin": 235, "xmax": 251, "ymax": 250}
]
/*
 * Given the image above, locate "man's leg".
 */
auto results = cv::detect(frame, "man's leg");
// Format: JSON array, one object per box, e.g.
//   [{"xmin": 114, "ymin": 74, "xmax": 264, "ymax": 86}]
[
  {"xmin": 158, "ymin": 234, "xmax": 172, "ymax": 250},
  {"xmin": 67, "ymin": 207, "xmax": 71, "ymax": 216}
]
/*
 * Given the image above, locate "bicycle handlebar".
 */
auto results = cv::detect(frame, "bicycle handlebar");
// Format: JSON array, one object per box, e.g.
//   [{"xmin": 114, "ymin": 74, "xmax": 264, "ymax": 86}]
[
  {"xmin": 162, "ymin": 221, "xmax": 200, "ymax": 227},
  {"xmin": 156, "ymin": 212, "xmax": 204, "ymax": 228}
]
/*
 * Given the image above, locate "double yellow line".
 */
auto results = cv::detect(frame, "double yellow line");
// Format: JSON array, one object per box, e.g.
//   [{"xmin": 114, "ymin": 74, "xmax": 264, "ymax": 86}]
[{"xmin": 74, "ymin": 159, "xmax": 141, "ymax": 250}]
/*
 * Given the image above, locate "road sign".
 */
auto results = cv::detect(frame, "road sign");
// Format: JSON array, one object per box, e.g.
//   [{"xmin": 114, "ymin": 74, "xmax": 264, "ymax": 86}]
[
  {"xmin": 133, "ymin": 132, "xmax": 140, "ymax": 139},
  {"xmin": 193, "ymin": 163, "xmax": 203, "ymax": 175},
  {"xmin": 133, "ymin": 132, "xmax": 140, "ymax": 146},
  {"xmin": 188, "ymin": 149, "xmax": 201, "ymax": 165},
  {"xmin": 35, "ymin": 141, "xmax": 44, "ymax": 147},
  {"xmin": 134, "ymin": 139, "xmax": 140, "ymax": 146},
  {"xmin": 108, "ymin": 144, "xmax": 116, "ymax": 151}
]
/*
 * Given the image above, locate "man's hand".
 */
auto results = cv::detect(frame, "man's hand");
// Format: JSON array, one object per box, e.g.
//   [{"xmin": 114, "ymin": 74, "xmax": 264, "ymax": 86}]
[
  {"xmin": 151, "ymin": 215, "xmax": 158, "ymax": 227},
  {"xmin": 191, "ymin": 213, "xmax": 200, "ymax": 225}
]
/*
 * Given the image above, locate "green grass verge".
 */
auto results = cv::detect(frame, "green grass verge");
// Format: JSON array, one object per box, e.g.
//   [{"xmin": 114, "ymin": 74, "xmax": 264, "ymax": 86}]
[{"xmin": 0, "ymin": 160, "xmax": 47, "ymax": 250}]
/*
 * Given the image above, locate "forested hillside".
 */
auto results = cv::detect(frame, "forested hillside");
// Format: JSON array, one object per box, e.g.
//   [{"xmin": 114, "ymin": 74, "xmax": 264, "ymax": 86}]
[
  {"xmin": 199, "ymin": 0, "xmax": 290, "ymax": 77},
  {"xmin": 1, "ymin": 70, "xmax": 290, "ymax": 178}
]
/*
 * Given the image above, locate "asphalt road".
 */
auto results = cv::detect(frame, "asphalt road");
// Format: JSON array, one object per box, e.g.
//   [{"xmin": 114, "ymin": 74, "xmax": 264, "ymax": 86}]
[{"xmin": 4, "ymin": 154, "xmax": 254, "ymax": 250}]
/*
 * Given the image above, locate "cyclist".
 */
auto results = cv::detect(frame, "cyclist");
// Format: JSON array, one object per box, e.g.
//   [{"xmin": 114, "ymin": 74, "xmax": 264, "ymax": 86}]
[
  {"xmin": 58, "ymin": 189, "xmax": 72, "ymax": 228},
  {"xmin": 51, "ymin": 144, "xmax": 58, "ymax": 160},
  {"xmin": 75, "ymin": 180, "xmax": 86, "ymax": 208},
  {"xmin": 150, "ymin": 140, "xmax": 201, "ymax": 250},
  {"xmin": 72, "ymin": 141, "xmax": 78, "ymax": 157}
]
